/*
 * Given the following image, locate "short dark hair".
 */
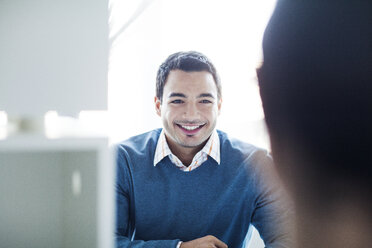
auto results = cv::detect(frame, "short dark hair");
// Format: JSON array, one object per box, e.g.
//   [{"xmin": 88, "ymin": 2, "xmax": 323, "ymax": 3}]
[
  {"xmin": 156, "ymin": 51, "xmax": 221, "ymax": 102},
  {"xmin": 259, "ymin": 1, "xmax": 372, "ymax": 206}
]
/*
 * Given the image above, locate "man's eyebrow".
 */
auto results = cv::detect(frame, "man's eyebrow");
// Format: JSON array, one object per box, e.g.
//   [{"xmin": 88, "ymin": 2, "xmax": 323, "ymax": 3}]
[
  {"xmin": 168, "ymin": 92, "xmax": 186, "ymax": 98},
  {"xmin": 198, "ymin": 93, "xmax": 215, "ymax": 98}
]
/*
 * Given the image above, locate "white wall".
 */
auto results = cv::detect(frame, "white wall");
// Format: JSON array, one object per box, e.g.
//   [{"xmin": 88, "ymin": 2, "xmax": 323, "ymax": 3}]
[
  {"xmin": 106, "ymin": 0, "xmax": 276, "ymax": 150},
  {"xmin": 0, "ymin": 0, "xmax": 108, "ymax": 117}
]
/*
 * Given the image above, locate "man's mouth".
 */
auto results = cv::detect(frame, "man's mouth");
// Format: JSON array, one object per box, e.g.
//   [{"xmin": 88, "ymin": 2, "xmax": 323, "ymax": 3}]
[{"xmin": 176, "ymin": 123, "xmax": 206, "ymax": 135}]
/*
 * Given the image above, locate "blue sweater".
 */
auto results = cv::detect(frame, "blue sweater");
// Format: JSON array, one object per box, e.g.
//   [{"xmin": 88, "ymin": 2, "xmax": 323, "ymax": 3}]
[{"xmin": 116, "ymin": 129, "xmax": 291, "ymax": 248}]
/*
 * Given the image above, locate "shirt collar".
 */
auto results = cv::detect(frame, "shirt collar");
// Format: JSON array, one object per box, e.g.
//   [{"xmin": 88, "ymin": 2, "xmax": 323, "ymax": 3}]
[{"xmin": 153, "ymin": 129, "xmax": 220, "ymax": 167}]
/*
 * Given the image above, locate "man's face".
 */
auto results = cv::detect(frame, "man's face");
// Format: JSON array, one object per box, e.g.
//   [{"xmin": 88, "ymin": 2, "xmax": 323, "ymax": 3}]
[{"xmin": 155, "ymin": 69, "xmax": 221, "ymax": 151}]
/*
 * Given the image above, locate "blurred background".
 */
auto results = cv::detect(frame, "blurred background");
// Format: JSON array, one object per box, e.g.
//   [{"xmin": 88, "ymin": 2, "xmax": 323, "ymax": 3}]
[
  {"xmin": 0, "ymin": 0, "xmax": 276, "ymax": 149},
  {"xmin": 102, "ymin": 0, "xmax": 275, "ymax": 149},
  {"xmin": 103, "ymin": 0, "xmax": 276, "ymax": 149}
]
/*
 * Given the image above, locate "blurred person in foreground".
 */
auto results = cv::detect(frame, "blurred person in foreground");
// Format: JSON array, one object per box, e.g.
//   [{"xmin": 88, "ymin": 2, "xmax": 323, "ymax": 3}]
[
  {"xmin": 258, "ymin": 1, "xmax": 372, "ymax": 247},
  {"xmin": 115, "ymin": 51, "xmax": 293, "ymax": 248}
]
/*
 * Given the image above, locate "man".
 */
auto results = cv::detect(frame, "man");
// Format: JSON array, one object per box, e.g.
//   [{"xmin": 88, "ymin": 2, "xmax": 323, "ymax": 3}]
[
  {"xmin": 258, "ymin": 1, "xmax": 372, "ymax": 247},
  {"xmin": 116, "ymin": 51, "xmax": 292, "ymax": 248}
]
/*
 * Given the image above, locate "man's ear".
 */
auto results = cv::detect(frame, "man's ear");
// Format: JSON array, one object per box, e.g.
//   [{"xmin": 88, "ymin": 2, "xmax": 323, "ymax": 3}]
[
  {"xmin": 154, "ymin": 96, "xmax": 162, "ymax": 117},
  {"xmin": 217, "ymin": 97, "xmax": 222, "ymax": 115}
]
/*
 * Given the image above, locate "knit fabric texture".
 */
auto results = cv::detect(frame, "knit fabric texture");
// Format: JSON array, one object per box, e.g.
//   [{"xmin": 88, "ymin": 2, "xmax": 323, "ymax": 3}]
[{"xmin": 116, "ymin": 129, "xmax": 291, "ymax": 248}]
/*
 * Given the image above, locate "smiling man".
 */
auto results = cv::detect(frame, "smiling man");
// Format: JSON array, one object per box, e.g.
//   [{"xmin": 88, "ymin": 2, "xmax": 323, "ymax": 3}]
[
  {"xmin": 155, "ymin": 69, "xmax": 220, "ymax": 169},
  {"xmin": 115, "ymin": 51, "xmax": 293, "ymax": 248}
]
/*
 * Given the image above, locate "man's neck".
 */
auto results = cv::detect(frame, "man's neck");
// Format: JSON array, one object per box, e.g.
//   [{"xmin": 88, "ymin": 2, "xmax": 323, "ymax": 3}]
[{"xmin": 165, "ymin": 137, "xmax": 207, "ymax": 166}]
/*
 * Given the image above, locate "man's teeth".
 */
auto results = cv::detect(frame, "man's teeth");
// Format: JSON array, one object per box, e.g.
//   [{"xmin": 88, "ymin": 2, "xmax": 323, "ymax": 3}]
[{"xmin": 181, "ymin": 125, "xmax": 201, "ymax": 130}]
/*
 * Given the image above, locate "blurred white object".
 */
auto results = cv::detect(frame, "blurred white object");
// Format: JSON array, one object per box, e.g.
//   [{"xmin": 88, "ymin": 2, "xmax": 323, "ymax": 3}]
[
  {"xmin": 0, "ymin": 0, "xmax": 108, "ymax": 117},
  {"xmin": 0, "ymin": 1, "xmax": 114, "ymax": 248},
  {"xmin": 0, "ymin": 136, "xmax": 115, "ymax": 248}
]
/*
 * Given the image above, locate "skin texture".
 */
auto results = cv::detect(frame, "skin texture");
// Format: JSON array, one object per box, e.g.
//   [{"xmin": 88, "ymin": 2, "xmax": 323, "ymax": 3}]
[
  {"xmin": 180, "ymin": 235, "xmax": 228, "ymax": 248},
  {"xmin": 155, "ymin": 69, "xmax": 222, "ymax": 165}
]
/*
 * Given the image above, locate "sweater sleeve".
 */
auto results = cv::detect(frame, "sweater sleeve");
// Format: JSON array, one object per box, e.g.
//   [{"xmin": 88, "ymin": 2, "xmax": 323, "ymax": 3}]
[
  {"xmin": 248, "ymin": 150, "xmax": 295, "ymax": 248},
  {"xmin": 115, "ymin": 145, "xmax": 181, "ymax": 248}
]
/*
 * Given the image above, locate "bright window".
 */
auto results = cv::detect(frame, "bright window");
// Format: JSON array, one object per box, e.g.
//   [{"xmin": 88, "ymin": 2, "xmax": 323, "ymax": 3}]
[{"xmin": 101, "ymin": 0, "xmax": 276, "ymax": 150}]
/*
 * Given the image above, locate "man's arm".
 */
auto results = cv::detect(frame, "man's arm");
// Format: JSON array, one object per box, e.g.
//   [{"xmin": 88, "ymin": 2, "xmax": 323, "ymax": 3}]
[
  {"xmin": 115, "ymin": 146, "xmax": 180, "ymax": 248},
  {"xmin": 248, "ymin": 150, "xmax": 295, "ymax": 248}
]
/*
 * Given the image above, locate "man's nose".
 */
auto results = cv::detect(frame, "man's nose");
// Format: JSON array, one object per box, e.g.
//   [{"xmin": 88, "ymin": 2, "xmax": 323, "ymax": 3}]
[{"xmin": 183, "ymin": 102, "xmax": 199, "ymax": 119}]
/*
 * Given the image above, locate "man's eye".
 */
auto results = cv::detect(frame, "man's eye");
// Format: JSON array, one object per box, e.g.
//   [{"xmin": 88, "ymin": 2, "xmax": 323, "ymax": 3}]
[
  {"xmin": 170, "ymin": 99, "xmax": 183, "ymax": 104},
  {"xmin": 200, "ymin": 99, "xmax": 212, "ymax": 104}
]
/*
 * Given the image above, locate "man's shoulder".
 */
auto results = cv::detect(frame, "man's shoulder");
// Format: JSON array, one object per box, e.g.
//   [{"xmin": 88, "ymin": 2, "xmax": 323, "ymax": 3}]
[
  {"xmin": 116, "ymin": 128, "xmax": 162, "ymax": 157},
  {"xmin": 217, "ymin": 129, "xmax": 272, "ymax": 164}
]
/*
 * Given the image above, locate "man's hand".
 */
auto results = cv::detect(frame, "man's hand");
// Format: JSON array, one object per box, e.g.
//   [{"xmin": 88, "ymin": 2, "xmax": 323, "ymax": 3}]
[{"xmin": 180, "ymin": 235, "xmax": 228, "ymax": 248}]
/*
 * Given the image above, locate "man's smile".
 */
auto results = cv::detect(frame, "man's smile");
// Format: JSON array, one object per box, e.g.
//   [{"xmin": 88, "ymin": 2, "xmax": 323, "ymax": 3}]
[{"xmin": 175, "ymin": 123, "xmax": 206, "ymax": 135}]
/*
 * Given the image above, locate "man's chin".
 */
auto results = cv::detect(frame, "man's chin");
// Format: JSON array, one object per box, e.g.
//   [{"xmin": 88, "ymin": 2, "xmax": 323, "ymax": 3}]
[{"xmin": 178, "ymin": 137, "xmax": 208, "ymax": 149}]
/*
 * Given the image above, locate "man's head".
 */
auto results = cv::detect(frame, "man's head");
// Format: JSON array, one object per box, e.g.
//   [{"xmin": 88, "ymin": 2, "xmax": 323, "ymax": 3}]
[
  {"xmin": 258, "ymin": 1, "xmax": 372, "ymax": 209},
  {"xmin": 155, "ymin": 51, "xmax": 222, "ymax": 152},
  {"xmin": 156, "ymin": 51, "xmax": 221, "ymax": 103}
]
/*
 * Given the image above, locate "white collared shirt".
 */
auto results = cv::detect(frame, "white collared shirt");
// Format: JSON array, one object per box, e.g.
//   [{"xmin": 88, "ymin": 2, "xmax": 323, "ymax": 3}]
[{"xmin": 153, "ymin": 129, "xmax": 220, "ymax": 171}]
